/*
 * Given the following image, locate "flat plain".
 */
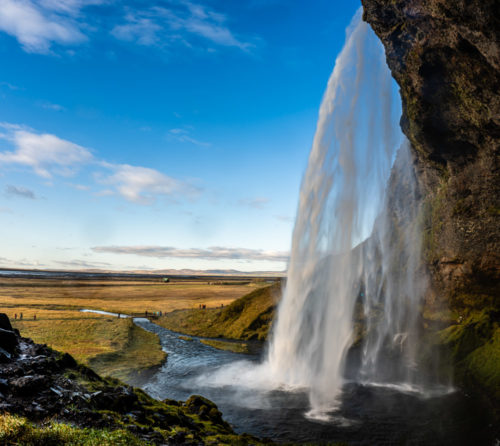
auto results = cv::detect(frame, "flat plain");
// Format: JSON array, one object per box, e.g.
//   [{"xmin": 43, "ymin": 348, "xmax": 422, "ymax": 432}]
[{"xmin": 0, "ymin": 275, "xmax": 267, "ymax": 380}]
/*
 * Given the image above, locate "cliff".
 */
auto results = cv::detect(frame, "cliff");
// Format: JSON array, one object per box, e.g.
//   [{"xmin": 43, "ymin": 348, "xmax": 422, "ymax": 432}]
[{"xmin": 361, "ymin": 0, "xmax": 499, "ymax": 402}]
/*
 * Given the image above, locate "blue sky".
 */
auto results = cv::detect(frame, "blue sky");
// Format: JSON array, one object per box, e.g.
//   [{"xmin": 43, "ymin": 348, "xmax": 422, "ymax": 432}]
[{"xmin": 0, "ymin": 0, "xmax": 361, "ymax": 272}]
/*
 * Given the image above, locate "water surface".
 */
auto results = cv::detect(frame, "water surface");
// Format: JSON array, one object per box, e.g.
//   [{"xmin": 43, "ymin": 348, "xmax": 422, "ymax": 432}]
[{"xmin": 134, "ymin": 319, "xmax": 495, "ymax": 445}]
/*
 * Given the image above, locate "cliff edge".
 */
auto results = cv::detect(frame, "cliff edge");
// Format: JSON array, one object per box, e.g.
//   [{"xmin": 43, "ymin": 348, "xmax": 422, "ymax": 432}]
[{"xmin": 361, "ymin": 0, "xmax": 499, "ymax": 403}]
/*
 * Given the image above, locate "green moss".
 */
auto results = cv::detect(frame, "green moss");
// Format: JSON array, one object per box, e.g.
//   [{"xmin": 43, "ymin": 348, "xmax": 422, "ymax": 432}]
[
  {"xmin": 464, "ymin": 328, "xmax": 500, "ymax": 400},
  {"xmin": 0, "ymin": 414, "xmax": 147, "ymax": 445},
  {"xmin": 435, "ymin": 310, "xmax": 500, "ymax": 402}
]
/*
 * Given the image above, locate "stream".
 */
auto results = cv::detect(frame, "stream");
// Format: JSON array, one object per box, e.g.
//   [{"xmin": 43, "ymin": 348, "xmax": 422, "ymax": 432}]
[{"xmin": 132, "ymin": 318, "xmax": 495, "ymax": 445}]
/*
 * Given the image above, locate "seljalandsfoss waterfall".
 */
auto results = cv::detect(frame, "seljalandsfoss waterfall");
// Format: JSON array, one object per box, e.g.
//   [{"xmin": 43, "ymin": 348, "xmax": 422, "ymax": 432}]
[{"xmin": 265, "ymin": 10, "xmax": 447, "ymax": 417}]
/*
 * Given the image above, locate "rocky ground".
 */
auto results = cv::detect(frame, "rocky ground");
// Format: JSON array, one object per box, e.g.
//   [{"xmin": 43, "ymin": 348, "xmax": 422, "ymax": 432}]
[{"xmin": 0, "ymin": 313, "xmax": 265, "ymax": 445}]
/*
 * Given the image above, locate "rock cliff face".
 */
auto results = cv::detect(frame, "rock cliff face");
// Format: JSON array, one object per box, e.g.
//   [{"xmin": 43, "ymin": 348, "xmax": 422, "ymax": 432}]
[
  {"xmin": 361, "ymin": 0, "xmax": 499, "ymax": 400},
  {"xmin": 362, "ymin": 0, "xmax": 499, "ymax": 310}
]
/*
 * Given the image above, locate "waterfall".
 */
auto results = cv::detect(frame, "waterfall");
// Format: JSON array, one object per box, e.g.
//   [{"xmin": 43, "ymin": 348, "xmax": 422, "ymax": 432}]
[{"xmin": 265, "ymin": 10, "xmax": 429, "ymax": 416}]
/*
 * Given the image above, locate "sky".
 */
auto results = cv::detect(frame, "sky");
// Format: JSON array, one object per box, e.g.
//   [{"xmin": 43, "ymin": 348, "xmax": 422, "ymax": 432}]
[{"xmin": 0, "ymin": 0, "xmax": 361, "ymax": 272}]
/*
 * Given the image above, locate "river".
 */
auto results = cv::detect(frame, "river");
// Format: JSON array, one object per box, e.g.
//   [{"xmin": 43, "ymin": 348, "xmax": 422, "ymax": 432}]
[{"xmin": 132, "ymin": 318, "xmax": 495, "ymax": 445}]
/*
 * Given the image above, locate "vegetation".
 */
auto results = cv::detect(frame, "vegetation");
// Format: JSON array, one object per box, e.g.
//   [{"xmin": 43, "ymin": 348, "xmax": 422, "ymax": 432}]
[
  {"xmin": 89, "ymin": 321, "xmax": 166, "ymax": 382},
  {"xmin": 436, "ymin": 310, "xmax": 500, "ymax": 402},
  {"xmin": 1, "ymin": 276, "xmax": 268, "ymax": 381},
  {"xmin": 10, "ymin": 310, "xmax": 165, "ymax": 382},
  {"xmin": 156, "ymin": 282, "xmax": 282, "ymax": 341},
  {"xmin": 0, "ymin": 413, "xmax": 147, "ymax": 446},
  {"xmin": 0, "ymin": 276, "xmax": 265, "ymax": 315},
  {"xmin": 200, "ymin": 339, "xmax": 250, "ymax": 354}
]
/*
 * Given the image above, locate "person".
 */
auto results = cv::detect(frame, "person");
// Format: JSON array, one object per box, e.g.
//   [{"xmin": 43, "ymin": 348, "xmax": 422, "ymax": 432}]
[
  {"xmin": 14, "ymin": 313, "xmax": 17, "ymax": 320},
  {"xmin": 20, "ymin": 313, "xmax": 23, "ymax": 320},
  {"xmin": 118, "ymin": 313, "xmax": 121, "ymax": 318},
  {"xmin": 34, "ymin": 315, "xmax": 36, "ymax": 320}
]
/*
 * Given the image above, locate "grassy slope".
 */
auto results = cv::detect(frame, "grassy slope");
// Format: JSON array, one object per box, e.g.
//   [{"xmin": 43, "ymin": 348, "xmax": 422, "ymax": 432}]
[
  {"xmin": 0, "ymin": 414, "xmax": 146, "ymax": 446},
  {"xmin": 156, "ymin": 282, "xmax": 281, "ymax": 341},
  {"xmin": 12, "ymin": 313, "xmax": 166, "ymax": 382}
]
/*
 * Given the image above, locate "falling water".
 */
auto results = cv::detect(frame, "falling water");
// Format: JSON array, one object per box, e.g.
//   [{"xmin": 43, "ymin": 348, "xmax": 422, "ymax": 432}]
[{"xmin": 266, "ymin": 11, "xmax": 432, "ymax": 416}]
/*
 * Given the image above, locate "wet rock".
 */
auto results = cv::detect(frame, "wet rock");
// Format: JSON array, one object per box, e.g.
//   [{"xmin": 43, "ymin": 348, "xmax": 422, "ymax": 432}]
[
  {"xmin": 184, "ymin": 394, "xmax": 226, "ymax": 425},
  {"xmin": 0, "ymin": 313, "xmax": 13, "ymax": 331},
  {"xmin": 90, "ymin": 386, "xmax": 138, "ymax": 413},
  {"xmin": 10, "ymin": 374, "xmax": 49, "ymax": 396},
  {"xmin": 58, "ymin": 352, "xmax": 77, "ymax": 369},
  {"xmin": 0, "ymin": 346, "xmax": 12, "ymax": 363},
  {"xmin": 0, "ymin": 327, "xmax": 18, "ymax": 354},
  {"xmin": 168, "ymin": 431, "xmax": 187, "ymax": 444},
  {"xmin": 0, "ymin": 378, "xmax": 9, "ymax": 392}
]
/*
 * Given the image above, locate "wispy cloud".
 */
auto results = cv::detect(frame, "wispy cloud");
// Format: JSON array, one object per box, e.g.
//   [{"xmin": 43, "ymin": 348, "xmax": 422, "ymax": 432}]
[
  {"xmin": 55, "ymin": 259, "xmax": 112, "ymax": 269},
  {"xmin": 168, "ymin": 128, "xmax": 211, "ymax": 147},
  {"xmin": 0, "ymin": 81, "xmax": 21, "ymax": 90},
  {"xmin": 274, "ymin": 214, "xmax": 293, "ymax": 222},
  {"xmin": 0, "ymin": 1, "xmax": 256, "ymax": 56},
  {"xmin": 238, "ymin": 197, "xmax": 270, "ymax": 209},
  {"xmin": 112, "ymin": 1, "xmax": 254, "ymax": 53},
  {"xmin": 0, "ymin": 0, "xmax": 91, "ymax": 54},
  {"xmin": 111, "ymin": 13, "xmax": 163, "ymax": 46},
  {"xmin": 5, "ymin": 185, "xmax": 37, "ymax": 199},
  {"xmin": 39, "ymin": 101, "xmax": 65, "ymax": 111},
  {"xmin": 92, "ymin": 245, "xmax": 289, "ymax": 263},
  {"xmin": 97, "ymin": 163, "xmax": 201, "ymax": 205},
  {"xmin": 0, "ymin": 123, "xmax": 93, "ymax": 178},
  {"xmin": 0, "ymin": 121, "xmax": 201, "ymax": 206}
]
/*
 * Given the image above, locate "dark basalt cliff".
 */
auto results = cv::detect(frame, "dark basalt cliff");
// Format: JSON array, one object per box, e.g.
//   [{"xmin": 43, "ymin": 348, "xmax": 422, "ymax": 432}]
[{"xmin": 361, "ymin": 0, "xmax": 499, "ymax": 401}]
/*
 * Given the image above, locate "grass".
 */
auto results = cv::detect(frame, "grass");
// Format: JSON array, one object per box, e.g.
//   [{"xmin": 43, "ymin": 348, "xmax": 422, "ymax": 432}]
[
  {"xmin": 0, "ymin": 275, "xmax": 272, "ymax": 381},
  {"xmin": 200, "ymin": 339, "xmax": 250, "ymax": 353},
  {"xmin": 178, "ymin": 335, "xmax": 194, "ymax": 341},
  {"xmin": 156, "ymin": 282, "xmax": 281, "ymax": 341},
  {"xmin": 0, "ymin": 413, "xmax": 147, "ymax": 446},
  {"xmin": 10, "ymin": 310, "xmax": 166, "ymax": 382},
  {"xmin": 89, "ymin": 321, "xmax": 166, "ymax": 382},
  {"xmin": 0, "ymin": 276, "xmax": 266, "ymax": 315}
]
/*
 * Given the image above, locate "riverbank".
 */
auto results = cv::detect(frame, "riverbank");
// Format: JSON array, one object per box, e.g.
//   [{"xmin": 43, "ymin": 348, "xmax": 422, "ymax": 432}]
[
  {"xmin": 0, "ymin": 314, "xmax": 265, "ymax": 445},
  {"xmin": 155, "ymin": 282, "xmax": 281, "ymax": 341}
]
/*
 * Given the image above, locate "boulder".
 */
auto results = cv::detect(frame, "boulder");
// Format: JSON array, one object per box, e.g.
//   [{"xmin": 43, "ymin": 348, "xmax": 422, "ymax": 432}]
[
  {"xmin": 0, "ymin": 314, "xmax": 13, "ymax": 331},
  {"xmin": 0, "ymin": 327, "xmax": 18, "ymax": 354},
  {"xmin": 10, "ymin": 374, "xmax": 49, "ymax": 396}
]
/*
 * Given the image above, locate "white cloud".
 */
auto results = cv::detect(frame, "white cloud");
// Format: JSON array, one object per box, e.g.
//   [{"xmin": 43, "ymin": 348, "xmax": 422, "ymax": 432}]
[
  {"xmin": 0, "ymin": 122, "xmax": 200, "ymax": 206},
  {"xmin": 98, "ymin": 163, "xmax": 200, "ymax": 204},
  {"xmin": 0, "ymin": 124, "xmax": 93, "ymax": 178},
  {"xmin": 168, "ymin": 127, "xmax": 211, "ymax": 147},
  {"xmin": 239, "ymin": 197, "xmax": 270, "ymax": 209},
  {"xmin": 0, "ymin": 0, "xmax": 88, "ymax": 54},
  {"xmin": 55, "ymin": 258, "xmax": 112, "ymax": 269},
  {"xmin": 111, "ymin": 14, "xmax": 163, "ymax": 46},
  {"xmin": 112, "ymin": 2, "xmax": 253, "ymax": 52},
  {"xmin": 5, "ymin": 185, "xmax": 37, "ymax": 199},
  {"xmin": 39, "ymin": 101, "xmax": 65, "ymax": 111},
  {"xmin": 0, "ymin": 0, "xmax": 256, "ymax": 55},
  {"xmin": 92, "ymin": 245, "xmax": 289, "ymax": 262}
]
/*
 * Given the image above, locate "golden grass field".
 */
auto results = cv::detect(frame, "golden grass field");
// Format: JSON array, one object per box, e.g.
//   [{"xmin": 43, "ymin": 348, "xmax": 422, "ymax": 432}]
[{"xmin": 0, "ymin": 275, "xmax": 266, "ymax": 380}]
